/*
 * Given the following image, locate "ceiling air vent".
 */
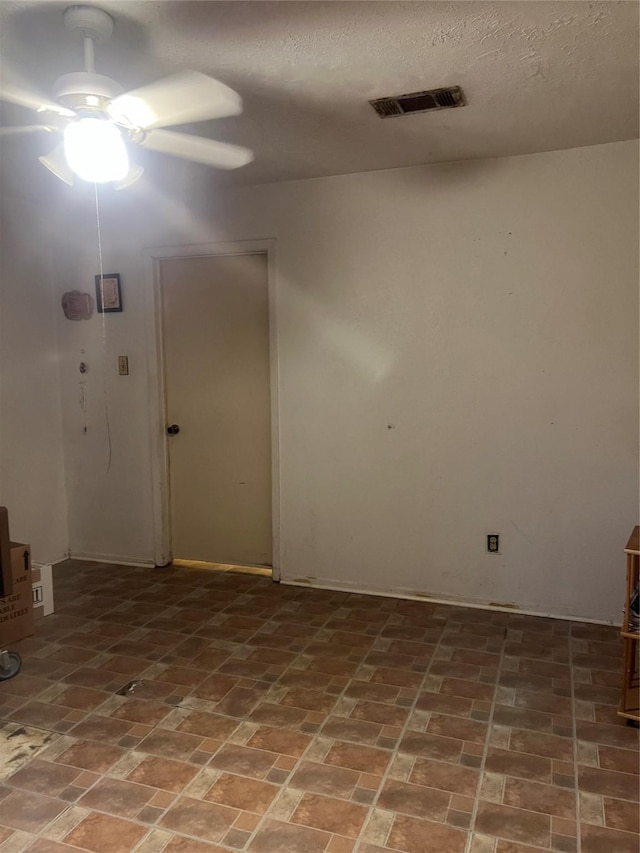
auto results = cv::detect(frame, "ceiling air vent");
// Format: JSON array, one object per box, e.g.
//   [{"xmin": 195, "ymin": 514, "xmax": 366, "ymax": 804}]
[{"xmin": 370, "ymin": 86, "xmax": 465, "ymax": 118}]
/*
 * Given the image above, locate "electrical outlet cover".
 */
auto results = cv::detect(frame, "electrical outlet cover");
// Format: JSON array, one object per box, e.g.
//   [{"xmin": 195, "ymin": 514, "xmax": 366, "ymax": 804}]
[{"xmin": 487, "ymin": 534, "xmax": 500, "ymax": 553}]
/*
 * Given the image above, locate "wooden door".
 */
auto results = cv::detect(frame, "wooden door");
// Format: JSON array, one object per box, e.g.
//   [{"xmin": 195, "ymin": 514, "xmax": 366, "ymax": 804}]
[{"xmin": 161, "ymin": 253, "xmax": 272, "ymax": 566}]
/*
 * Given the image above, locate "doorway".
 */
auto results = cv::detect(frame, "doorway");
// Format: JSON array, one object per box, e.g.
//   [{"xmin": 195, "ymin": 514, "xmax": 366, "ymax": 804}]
[{"xmin": 159, "ymin": 251, "xmax": 273, "ymax": 569}]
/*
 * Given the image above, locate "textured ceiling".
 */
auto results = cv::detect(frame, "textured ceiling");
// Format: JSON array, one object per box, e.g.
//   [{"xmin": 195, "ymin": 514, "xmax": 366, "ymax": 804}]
[{"xmin": 0, "ymin": 1, "xmax": 638, "ymax": 186}]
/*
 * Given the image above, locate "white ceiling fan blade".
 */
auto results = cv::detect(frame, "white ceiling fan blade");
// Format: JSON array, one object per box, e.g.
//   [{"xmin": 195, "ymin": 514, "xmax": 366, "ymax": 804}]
[
  {"xmin": 0, "ymin": 75, "xmax": 74, "ymax": 118},
  {"xmin": 141, "ymin": 129, "xmax": 253, "ymax": 170},
  {"xmin": 0, "ymin": 125, "xmax": 57, "ymax": 136},
  {"xmin": 38, "ymin": 143, "xmax": 74, "ymax": 186},
  {"xmin": 108, "ymin": 71, "xmax": 241, "ymax": 130}
]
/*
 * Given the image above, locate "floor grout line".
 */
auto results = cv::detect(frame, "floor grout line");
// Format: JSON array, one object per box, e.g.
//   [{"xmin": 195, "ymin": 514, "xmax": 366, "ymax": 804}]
[
  {"xmin": 360, "ymin": 607, "xmax": 450, "ymax": 852},
  {"xmin": 569, "ymin": 625, "xmax": 582, "ymax": 853},
  {"xmin": 462, "ymin": 623, "xmax": 507, "ymax": 853}
]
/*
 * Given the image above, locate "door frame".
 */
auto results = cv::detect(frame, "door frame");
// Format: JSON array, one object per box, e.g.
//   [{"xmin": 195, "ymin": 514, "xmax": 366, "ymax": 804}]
[{"xmin": 143, "ymin": 239, "xmax": 281, "ymax": 580}]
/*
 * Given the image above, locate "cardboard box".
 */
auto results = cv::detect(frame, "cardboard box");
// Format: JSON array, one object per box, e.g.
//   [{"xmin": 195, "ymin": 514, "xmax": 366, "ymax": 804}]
[
  {"xmin": 32, "ymin": 563, "xmax": 55, "ymax": 620},
  {"xmin": 0, "ymin": 542, "xmax": 34, "ymax": 646},
  {"xmin": 0, "ymin": 507, "xmax": 12, "ymax": 599}
]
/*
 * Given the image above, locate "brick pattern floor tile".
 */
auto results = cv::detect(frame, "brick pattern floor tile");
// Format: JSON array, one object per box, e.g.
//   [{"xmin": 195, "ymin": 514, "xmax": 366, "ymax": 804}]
[{"xmin": 0, "ymin": 558, "xmax": 637, "ymax": 853}]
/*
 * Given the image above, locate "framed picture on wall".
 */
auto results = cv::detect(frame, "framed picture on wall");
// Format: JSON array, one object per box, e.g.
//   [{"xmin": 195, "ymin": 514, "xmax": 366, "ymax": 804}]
[
  {"xmin": 61, "ymin": 290, "xmax": 93, "ymax": 320},
  {"xmin": 95, "ymin": 273, "xmax": 123, "ymax": 313}
]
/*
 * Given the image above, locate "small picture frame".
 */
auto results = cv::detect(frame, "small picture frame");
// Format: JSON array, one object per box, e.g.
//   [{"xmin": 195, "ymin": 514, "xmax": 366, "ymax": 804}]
[{"xmin": 95, "ymin": 273, "xmax": 123, "ymax": 313}]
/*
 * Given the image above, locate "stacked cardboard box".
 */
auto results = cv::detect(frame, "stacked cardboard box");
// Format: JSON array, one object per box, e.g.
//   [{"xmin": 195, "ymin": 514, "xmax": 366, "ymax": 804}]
[
  {"xmin": 0, "ymin": 507, "xmax": 10, "ymax": 599},
  {"xmin": 0, "ymin": 507, "xmax": 34, "ymax": 646}
]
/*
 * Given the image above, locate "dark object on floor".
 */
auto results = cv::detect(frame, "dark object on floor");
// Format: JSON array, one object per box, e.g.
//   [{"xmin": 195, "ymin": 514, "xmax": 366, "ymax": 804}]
[
  {"xmin": 116, "ymin": 679, "xmax": 144, "ymax": 696},
  {"xmin": 0, "ymin": 648, "xmax": 21, "ymax": 680}
]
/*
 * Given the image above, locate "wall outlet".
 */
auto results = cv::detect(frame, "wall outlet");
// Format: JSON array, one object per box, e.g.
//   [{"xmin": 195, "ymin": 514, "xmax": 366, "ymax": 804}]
[
  {"xmin": 118, "ymin": 356, "xmax": 129, "ymax": 375},
  {"xmin": 32, "ymin": 585, "xmax": 44, "ymax": 604},
  {"xmin": 487, "ymin": 534, "xmax": 500, "ymax": 553}
]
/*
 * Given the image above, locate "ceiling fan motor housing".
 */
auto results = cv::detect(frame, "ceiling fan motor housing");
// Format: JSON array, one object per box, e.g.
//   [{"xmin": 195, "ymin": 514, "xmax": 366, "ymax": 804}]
[{"xmin": 53, "ymin": 71, "xmax": 123, "ymax": 110}]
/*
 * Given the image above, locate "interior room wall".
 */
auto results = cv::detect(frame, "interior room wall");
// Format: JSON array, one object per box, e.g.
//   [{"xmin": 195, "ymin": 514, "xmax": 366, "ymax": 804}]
[
  {"xmin": 53, "ymin": 139, "xmax": 639, "ymax": 622},
  {"xmin": 51, "ymin": 208, "xmax": 157, "ymax": 565},
  {"xmin": 0, "ymin": 192, "xmax": 69, "ymax": 565}
]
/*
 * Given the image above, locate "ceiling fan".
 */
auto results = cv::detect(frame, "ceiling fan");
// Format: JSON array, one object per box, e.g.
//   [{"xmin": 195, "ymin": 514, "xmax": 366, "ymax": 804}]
[{"xmin": 0, "ymin": 4, "xmax": 254, "ymax": 188}]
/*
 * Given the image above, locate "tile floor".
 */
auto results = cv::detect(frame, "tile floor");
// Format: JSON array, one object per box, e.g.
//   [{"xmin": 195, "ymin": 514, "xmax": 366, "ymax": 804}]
[{"xmin": 0, "ymin": 559, "xmax": 638, "ymax": 853}]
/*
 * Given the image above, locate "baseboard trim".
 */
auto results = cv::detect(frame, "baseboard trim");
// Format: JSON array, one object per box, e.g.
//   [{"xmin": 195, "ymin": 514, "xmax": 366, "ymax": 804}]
[
  {"xmin": 69, "ymin": 552, "xmax": 156, "ymax": 568},
  {"xmin": 65, "ymin": 556, "xmax": 618, "ymax": 625},
  {"xmin": 280, "ymin": 577, "xmax": 619, "ymax": 627},
  {"xmin": 33, "ymin": 554, "xmax": 70, "ymax": 568}
]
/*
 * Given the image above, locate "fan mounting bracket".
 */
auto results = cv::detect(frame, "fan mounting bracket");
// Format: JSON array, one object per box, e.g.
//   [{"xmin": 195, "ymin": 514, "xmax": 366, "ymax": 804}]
[{"xmin": 63, "ymin": 5, "xmax": 114, "ymax": 41}]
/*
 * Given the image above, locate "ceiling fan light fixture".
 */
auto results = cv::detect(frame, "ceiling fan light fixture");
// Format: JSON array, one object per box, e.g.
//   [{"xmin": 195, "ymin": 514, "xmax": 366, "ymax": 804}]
[
  {"xmin": 39, "ymin": 143, "xmax": 74, "ymax": 186},
  {"xmin": 64, "ymin": 117, "xmax": 128, "ymax": 182},
  {"xmin": 1, "ymin": 7, "xmax": 253, "ymax": 182}
]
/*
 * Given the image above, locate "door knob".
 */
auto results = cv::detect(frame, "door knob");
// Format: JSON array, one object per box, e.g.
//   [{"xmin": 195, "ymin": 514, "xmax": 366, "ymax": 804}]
[{"xmin": 167, "ymin": 424, "xmax": 180, "ymax": 436}]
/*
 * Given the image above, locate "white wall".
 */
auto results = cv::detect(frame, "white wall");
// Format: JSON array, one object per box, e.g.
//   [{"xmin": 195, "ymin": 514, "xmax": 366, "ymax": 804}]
[
  {"xmin": 0, "ymin": 194, "xmax": 69, "ymax": 564},
  {"xmin": 54, "ymin": 140, "xmax": 639, "ymax": 621},
  {"xmin": 51, "ymin": 197, "xmax": 156, "ymax": 565}
]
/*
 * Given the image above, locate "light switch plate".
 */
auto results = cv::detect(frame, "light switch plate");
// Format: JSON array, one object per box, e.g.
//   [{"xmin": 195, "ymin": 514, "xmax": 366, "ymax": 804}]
[{"xmin": 118, "ymin": 356, "xmax": 129, "ymax": 375}]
